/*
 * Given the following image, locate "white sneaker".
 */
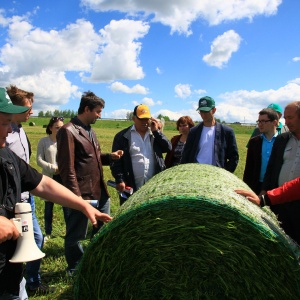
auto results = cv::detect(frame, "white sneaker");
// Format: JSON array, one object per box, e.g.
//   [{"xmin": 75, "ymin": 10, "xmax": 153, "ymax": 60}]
[{"xmin": 44, "ymin": 235, "xmax": 51, "ymax": 243}]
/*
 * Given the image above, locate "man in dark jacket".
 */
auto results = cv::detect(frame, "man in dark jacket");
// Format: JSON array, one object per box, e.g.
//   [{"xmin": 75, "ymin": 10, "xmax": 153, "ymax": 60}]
[
  {"xmin": 110, "ymin": 104, "xmax": 172, "ymax": 205},
  {"xmin": 181, "ymin": 96, "xmax": 239, "ymax": 173},
  {"xmin": 262, "ymin": 101, "xmax": 300, "ymax": 244},
  {"xmin": 56, "ymin": 91, "xmax": 122, "ymax": 275},
  {"xmin": 243, "ymin": 108, "xmax": 279, "ymax": 194}
]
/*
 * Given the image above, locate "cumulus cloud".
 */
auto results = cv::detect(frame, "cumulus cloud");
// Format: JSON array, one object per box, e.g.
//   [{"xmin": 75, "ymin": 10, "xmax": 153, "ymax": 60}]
[
  {"xmin": 109, "ymin": 82, "xmax": 149, "ymax": 94},
  {"xmin": 293, "ymin": 57, "xmax": 300, "ymax": 62},
  {"xmin": 175, "ymin": 84, "xmax": 192, "ymax": 99},
  {"xmin": 202, "ymin": 30, "xmax": 242, "ymax": 68},
  {"xmin": 81, "ymin": 0, "xmax": 281, "ymax": 35},
  {"xmin": 4, "ymin": 70, "xmax": 79, "ymax": 113},
  {"xmin": 87, "ymin": 19, "xmax": 150, "ymax": 82},
  {"xmin": 0, "ymin": 12, "xmax": 149, "ymax": 108},
  {"xmin": 216, "ymin": 80, "xmax": 300, "ymax": 123}
]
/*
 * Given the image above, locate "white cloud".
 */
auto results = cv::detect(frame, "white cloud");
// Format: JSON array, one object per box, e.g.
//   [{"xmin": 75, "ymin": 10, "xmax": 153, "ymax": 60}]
[
  {"xmin": 292, "ymin": 57, "xmax": 300, "ymax": 62},
  {"xmin": 194, "ymin": 89, "xmax": 207, "ymax": 95},
  {"xmin": 110, "ymin": 109, "xmax": 132, "ymax": 119},
  {"xmin": 81, "ymin": 0, "xmax": 281, "ymax": 35},
  {"xmin": 216, "ymin": 80, "xmax": 300, "ymax": 123},
  {"xmin": 175, "ymin": 83, "xmax": 192, "ymax": 99},
  {"xmin": 87, "ymin": 19, "xmax": 150, "ymax": 82},
  {"xmin": 0, "ymin": 14, "xmax": 150, "ymax": 107},
  {"xmin": 202, "ymin": 30, "xmax": 242, "ymax": 68},
  {"xmin": 154, "ymin": 108, "xmax": 199, "ymax": 122},
  {"xmin": 109, "ymin": 82, "xmax": 149, "ymax": 94},
  {"xmin": 4, "ymin": 70, "xmax": 79, "ymax": 113},
  {"xmin": 156, "ymin": 67, "xmax": 162, "ymax": 74}
]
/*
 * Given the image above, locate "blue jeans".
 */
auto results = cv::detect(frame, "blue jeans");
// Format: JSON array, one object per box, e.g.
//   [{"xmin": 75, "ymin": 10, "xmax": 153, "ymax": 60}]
[
  {"xmin": 64, "ymin": 196, "xmax": 110, "ymax": 271},
  {"xmin": 26, "ymin": 195, "xmax": 44, "ymax": 288},
  {"xmin": 44, "ymin": 201, "xmax": 69, "ymax": 235}
]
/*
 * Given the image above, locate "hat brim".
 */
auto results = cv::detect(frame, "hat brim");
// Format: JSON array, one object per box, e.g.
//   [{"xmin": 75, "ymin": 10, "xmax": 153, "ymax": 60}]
[
  {"xmin": 136, "ymin": 113, "xmax": 151, "ymax": 119},
  {"xmin": 0, "ymin": 104, "xmax": 30, "ymax": 114},
  {"xmin": 197, "ymin": 107, "xmax": 213, "ymax": 112}
]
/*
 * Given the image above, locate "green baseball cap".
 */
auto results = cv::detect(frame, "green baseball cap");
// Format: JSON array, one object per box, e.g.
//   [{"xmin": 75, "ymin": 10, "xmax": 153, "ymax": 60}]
[
  {"xmin": 197, "ymin": 96, "xmax": 215, "ymax": 112},
  {"xmin": 267, "ymin": 103, "xmax": 283, "ymax": 114},
  {"xmin": 0, "ymin": 87, "xmax": 29, "ymax": 114}
]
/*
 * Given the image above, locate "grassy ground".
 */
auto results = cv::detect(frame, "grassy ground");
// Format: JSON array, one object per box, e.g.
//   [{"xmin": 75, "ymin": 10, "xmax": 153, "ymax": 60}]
[{"xmin": 23, "ymin": 119, "xmax": 254, "ymax": 299}]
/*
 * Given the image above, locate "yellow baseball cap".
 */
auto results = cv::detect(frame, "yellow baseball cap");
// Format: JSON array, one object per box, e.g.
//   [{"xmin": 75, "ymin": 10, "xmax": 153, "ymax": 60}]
[{"xmin": 133, "ymin": 104, "xmax": 151, "ymax": 119}]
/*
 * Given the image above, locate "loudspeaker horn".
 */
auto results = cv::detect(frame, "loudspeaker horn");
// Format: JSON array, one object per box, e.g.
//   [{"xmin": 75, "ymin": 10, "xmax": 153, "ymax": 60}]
[{"xmin": 9, "ymin": 202, "xmax": 45, "ymax": 263}]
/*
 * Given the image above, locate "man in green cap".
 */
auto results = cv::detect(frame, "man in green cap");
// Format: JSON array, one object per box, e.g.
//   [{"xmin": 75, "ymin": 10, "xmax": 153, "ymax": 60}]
[
  {"xmin": 0, "ymin": 87, "xmax": 112, "ymax": 299},
  {"xmin": 181, "ymin": 96, "xmax": 239, "ymax": 173}
]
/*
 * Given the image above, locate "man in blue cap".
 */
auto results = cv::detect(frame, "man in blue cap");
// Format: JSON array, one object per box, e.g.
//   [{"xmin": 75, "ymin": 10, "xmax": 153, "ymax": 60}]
[{"xmin": 181, "ymin": 96, "xmax": 239, "ymax": 173}]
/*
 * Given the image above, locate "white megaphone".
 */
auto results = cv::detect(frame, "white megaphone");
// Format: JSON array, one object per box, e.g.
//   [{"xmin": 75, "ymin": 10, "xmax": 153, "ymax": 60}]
[{"xmin": 9, "ymin": 202, "xmax": 45, "ymax": 263}]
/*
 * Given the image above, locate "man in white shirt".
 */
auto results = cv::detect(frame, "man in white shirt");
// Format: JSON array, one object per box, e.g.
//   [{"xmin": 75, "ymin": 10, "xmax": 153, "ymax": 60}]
[
  {"xmin": 111, "ymin": 104, "xmax": 172, "ymax": 205},
  {"xmin": 181, "ymin": 96, "xmax": 239, "ymax": 173}
]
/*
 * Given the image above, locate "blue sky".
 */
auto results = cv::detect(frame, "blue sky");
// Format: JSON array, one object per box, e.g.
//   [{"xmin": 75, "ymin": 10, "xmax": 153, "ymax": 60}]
[{"xmin": 0, "ymin": 0, "xmax": 299, "ymax": 123}]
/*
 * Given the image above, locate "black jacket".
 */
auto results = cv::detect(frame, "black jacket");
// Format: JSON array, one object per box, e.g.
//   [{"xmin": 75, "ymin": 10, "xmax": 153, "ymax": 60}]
[
  {"xmin": 181, "ymin": 122, "xmax": 239, "ymax": 173},
  {"xmin": 110, "ymin": 126, "xmax": 171, "ymax": 192}
]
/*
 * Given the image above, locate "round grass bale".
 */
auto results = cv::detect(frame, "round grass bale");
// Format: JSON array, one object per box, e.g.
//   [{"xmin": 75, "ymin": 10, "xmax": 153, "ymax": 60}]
[
  {"xmin": 29, "ymin": 121, "xmax": 35, "ymax": 126},
  {"xmin": 75, "ymin": 164, "xmax": 300, "ymax": 299}
]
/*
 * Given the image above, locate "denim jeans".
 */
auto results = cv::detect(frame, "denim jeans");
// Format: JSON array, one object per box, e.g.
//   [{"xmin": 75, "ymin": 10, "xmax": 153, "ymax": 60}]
[
  {"xmin": 44, "ymin": 201, "xmax": 69, "ymax": 235},
  {"xmin": 26, "ymin": 195, "xmax": 44, "ymax": 288},
  {"xmin": 64, "ymin": 196, "xmax": 110, "ymax": 271}
]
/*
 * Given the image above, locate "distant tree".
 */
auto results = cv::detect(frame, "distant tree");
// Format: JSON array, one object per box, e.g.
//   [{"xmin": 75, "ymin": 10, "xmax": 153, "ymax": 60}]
[
  {"xmin": 45, "ymin": 111, "xmax": 52, "ymax": 118},
  {"xmin": 126, "ymin": 111, "xmax": 133, "ymax": 120},
  {"xmin": 38, "ymin": 111, "xmax": 44, "ymax": 117},
  {"xmin": 157, "ymin": 114, "xmax": 170, "ymax": 121},
  {"xmin": 53, "ymin": 109, "xmax": 60, "ymax": 117}
]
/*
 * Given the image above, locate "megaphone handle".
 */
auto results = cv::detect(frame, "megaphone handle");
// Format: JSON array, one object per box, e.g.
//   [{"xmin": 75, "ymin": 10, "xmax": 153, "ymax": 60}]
[{"xmin": 12, "ymin": 218, "xmax": 23, "ymax": 236}]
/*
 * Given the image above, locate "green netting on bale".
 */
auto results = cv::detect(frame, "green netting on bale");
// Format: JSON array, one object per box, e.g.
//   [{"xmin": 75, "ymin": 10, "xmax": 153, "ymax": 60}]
[{"xmin": 74, "ymin": 164, "xmax": 300, "ymax": 300}]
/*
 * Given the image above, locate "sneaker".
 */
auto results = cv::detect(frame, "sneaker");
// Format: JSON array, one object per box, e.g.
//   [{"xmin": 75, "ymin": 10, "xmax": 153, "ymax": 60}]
[
  {"xmin": 44, "ymin": 235, "xmax": 51, "ymax": 243},
  {"xmin": 66, "ymin": 268, "xmax": 76, "ymax": 278},
  {"xmin": 27, "ymin": 283, "xmax": 55, "ymax": 296}
]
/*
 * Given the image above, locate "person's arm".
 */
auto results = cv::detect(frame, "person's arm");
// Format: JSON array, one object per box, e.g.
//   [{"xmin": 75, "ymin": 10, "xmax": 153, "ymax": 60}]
[
  {"xmin": 0, "ymin": 216, "xmax": 20, "ymax": 243},
  {"xmin": 224, "ymin": 129, "xmax": 239, "ymax": 173},
  {"xmin": 235, "ymin": 177, "xmax": 300, "ymax": 207},
  {"xmin": 266, "ymin": 176, "xmax": 300, "ymax": 205},
  {"xmin": 152, "ymin": 130, "xmax": 172, "ymax": 153},
  {"xmin": 30, "ymin": 175, "xmax": 112, "ymax": 226},
  {"xmin": 36, "ymin": 138, "xmax": 57, "ymax": 175},
  {"xmin": 243, "ymin": 139, "xmax": 255, "ymax": 184}
]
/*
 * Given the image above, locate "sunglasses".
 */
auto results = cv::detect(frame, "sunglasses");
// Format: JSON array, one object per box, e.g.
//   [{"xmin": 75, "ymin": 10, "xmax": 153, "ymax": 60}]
[{"xmin": 51, "ymin": 116, "xmax": 64, "ymax": 122}]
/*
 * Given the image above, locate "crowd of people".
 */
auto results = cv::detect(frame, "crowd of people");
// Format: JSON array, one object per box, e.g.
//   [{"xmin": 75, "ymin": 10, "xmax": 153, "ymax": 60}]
[{"xmin": 1, "ymin": 86, "xmax": 300, "ymax": 299}]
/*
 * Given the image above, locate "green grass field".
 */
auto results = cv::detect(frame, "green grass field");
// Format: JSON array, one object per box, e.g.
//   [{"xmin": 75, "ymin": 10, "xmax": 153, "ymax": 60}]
[{"xmin": 23, "ymin": 118, "xmax": 254, "ymax": 299}]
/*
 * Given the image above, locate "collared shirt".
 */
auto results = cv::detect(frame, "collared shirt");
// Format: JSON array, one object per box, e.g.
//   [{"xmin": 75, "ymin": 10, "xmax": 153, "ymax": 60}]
[
  {"xmin": 196, "ymin": 125, "xmax": 215, "ymax": 165},
  {"xmin": 6, "ymin": 123, "xmax": 30, "ymax": 201},
  {"xmin": 278, "ymin": 134, "xmax": 300, "ymax": 186},
  {"xmin": 259, "ymin": 132, "xmax": 277, "ymax": 182},
  {"xmin": 74, "ymin": 116, "xmax": 93, "ymax": 141},
  {"xmin": 130, "ymin": 125, "xmax": 155, "ymax": 190},
  {"xmin": 6, "ymin": 123, "xmax": 30, "ymax": 163}
]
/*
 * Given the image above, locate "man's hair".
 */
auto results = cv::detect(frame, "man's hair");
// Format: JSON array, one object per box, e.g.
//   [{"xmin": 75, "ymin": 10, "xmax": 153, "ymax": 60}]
[
  {"xmin": 78, "ymin": 91, "xmax": 105, "ymax": 114},
  {"xmin": 6, "ymin": 85, "xmax": 34, "ymax": 106},
  {"xmin": 259, "ymin": 108, "xmax": 279, "ymax": 121}
]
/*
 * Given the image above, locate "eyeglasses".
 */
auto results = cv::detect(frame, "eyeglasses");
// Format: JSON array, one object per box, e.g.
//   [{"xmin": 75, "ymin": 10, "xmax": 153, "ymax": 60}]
[
  {"xmin": 51, "ymin": 116, "xmax": 64, "ymax": 122},
  {"xmin": 256, "ymin": 120, "xmax": 271, "ymax": 124}
]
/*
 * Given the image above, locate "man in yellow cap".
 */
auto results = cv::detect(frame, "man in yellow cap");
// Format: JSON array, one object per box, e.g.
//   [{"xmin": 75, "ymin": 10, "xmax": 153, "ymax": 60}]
[{"xmin": 110, "ymin": 104, "xmax": 172, "ymax": 205}]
